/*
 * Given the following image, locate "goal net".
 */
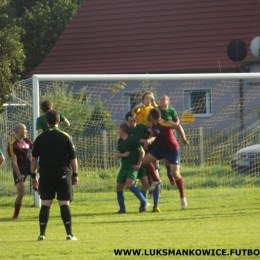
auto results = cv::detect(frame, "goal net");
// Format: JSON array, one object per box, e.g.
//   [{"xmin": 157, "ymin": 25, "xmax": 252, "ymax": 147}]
[{"xmin": 1, "ymin": 73, "xmax": 260, "ymax": 203}]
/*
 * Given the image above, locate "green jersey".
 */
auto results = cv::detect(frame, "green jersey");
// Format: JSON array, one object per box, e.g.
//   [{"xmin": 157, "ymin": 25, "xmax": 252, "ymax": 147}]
[
  {"xmin": 36, "ymin": 113, "xmax": 66, "ymax": 131},
  {"xmin": 147, "ymin": 107, "xmax": 178, "ymax": 122},
  {"xmin": 117, "ymin": 135, "xmax": 142, "ymax": 168},
  {"xmin": 129, "ymin": 124, "xmax": 150, "ymax": 143},
  {"xmin": 0, "ymin": 149, "xmax": 3, "ymax": 156}
]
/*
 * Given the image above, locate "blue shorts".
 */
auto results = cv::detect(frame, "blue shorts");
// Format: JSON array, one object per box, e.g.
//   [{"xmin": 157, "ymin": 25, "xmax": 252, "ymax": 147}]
[
  {"xmin": 149, "ymin": 148, "xmax": 180, "ymax": 165},
  {"xmin": 12, "ymin": 164, "xmax": 30, "ymax": 185}
]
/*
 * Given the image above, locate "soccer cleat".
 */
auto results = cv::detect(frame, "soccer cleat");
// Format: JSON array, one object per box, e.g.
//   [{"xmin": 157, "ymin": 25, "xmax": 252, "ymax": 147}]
[
  {"xmin": 139, "ymin": 202, "xmax": 151, "ymax": 213},
  {"xmin": 148, "ymin": 191, "xmax": 153, "ymax": 199},
  {"xmin": 152, "ymin": 207, "xmax": 161, "ymax": 213},
  {"xmin": 116, "ymin": 210, "xmax": 126, "ymax": 214},
  {"xmin": 38, "ymin": 235, "xmax": 45, "ymax": 241},
  {"xmin": 181, "ymin": 197, "xmax": 188, "ymax": 209},
  {"xmin": 12, "ymin": 215, "xmax": 18, "ymax": 219},
  {"xmin": 66, "ymin": 235, "xmax": 77, "ymax": 241},
  {"xmin": 148, "ymin": 180, "xmax": 162, "ymax": 192}
]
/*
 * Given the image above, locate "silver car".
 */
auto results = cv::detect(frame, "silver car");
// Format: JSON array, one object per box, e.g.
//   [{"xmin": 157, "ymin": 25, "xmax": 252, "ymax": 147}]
[{"xmin": 231, "ymin": 144, "xmax": 260, "ymax": 173}]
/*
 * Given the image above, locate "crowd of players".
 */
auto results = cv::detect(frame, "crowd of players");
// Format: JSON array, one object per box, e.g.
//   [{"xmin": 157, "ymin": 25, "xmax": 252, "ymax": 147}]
[{"xmin": 1, "ymin": 92, "xmax": 189, "ymax": 240}]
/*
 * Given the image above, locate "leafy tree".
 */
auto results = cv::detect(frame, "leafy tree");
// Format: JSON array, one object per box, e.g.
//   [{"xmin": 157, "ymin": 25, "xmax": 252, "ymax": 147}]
[
  {"xmin": 20, "ymin": 0, "xmax": 79, "ymax": 75},
  {"xmin": 39, "ymin": 83, "xmax": 116, "ymax": 136},
  {"xmin": 10, "ymin": 0, "xmax": 37, "ymax": 17},
  {"xmin": 0, "ymin": 0, "xmax": 25, "ymax": 107}
]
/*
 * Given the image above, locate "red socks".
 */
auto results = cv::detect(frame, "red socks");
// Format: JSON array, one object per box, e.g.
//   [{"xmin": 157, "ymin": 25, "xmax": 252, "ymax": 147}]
[
  {"xmin": 14, "ymin": 200, "xmax": 22, "ymax": 216},
  {"xmin": 176, "ymin": 176, "xmax": 185, "ymax": 198},
  {"xmin": 145, "ymin": 163, "xmax": 159, "ymax": 181}
]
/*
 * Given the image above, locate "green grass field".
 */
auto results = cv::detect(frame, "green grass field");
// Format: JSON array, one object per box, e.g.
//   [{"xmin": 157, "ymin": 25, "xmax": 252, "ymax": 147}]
[{"xmin": 0, "ymin": 187, "xmax": 260, "ymax": 260}]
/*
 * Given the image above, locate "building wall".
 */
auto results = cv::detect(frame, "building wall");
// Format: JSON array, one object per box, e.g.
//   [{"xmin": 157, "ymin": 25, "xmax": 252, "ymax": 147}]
[{"xmin": 67, "ymin": 75, "xmax": 260, "ymax": 131}]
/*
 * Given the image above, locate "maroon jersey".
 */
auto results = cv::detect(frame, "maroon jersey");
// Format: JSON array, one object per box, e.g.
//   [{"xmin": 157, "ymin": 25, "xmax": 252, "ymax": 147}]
[
  {"xmin": 7, "ymin": 137, "xmax": 33, "ymax": 170},
  {"xmin": 152, "ymin": 119, "xmax": 179, "ymax": 152}
]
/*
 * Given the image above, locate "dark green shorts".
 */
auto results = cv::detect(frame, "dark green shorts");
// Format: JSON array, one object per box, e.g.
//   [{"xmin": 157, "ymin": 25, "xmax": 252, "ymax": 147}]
[
  {"xmin": 117, "ymin": 166, "xmax": 138, "ymax": 183},
  {"xmin": 137, "ymin": 166, "xmax": 147, "ymax": 178}
]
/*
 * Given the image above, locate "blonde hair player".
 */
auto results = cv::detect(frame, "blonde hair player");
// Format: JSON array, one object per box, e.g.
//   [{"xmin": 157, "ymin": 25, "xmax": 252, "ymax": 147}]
[{"xmin": 132, "ymin": 91, "xmax": 157, "ymax": 125}]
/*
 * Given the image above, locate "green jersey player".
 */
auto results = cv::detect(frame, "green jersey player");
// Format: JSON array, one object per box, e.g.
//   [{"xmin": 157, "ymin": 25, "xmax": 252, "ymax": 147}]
[
  {"xmin": 36, "ymin": 100, "xmax": 70, "ymax": 135},
  {"xmin": 125, "ymin": 111, "xmax": 161, "ymax": 213},
  {"xmin": 116, "ymin": 123, "xmax": 149, "ymax": 213}
]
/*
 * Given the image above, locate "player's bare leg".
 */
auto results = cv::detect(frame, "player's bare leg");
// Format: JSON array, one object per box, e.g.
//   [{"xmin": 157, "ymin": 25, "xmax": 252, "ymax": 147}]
[
  {"xmin": 164, "ymin": 158, "xmax": 175, "ymax": 185},
  {"xmin": 170, "ymin": 164, "xmax": 187, "ymax": 209},
  {"xmin": 142, "ymin": 153, "xmax": 161, "ymax": 191},
  {"xmin": 139, "ymin": 176, "xmax": 149, "ymax": 196},
  {"xmin": 139, "ymin": 176, "xmax": 149, "ymax": 209}
]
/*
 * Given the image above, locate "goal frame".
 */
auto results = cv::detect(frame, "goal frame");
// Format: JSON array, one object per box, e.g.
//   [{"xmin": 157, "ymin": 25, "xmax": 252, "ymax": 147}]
[{"xmin": 31, "ymin": 72, "xmax": 260, "ymax": 206}]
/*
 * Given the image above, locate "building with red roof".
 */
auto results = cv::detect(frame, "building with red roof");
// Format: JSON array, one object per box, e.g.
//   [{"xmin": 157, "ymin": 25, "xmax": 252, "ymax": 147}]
[
  {"xmin": 28, "ymin": 0, "xmax": 260, "ymax": 76},
  {"xmin": 27, "ymin": 0, "xmax": 260, "ymax": 131}
]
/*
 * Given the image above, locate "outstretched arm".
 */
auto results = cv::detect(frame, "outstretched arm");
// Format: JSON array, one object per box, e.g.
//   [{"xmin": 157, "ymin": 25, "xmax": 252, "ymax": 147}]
[
  {"xmin": 132, "ymin": 103, "xmax": 145, "ymax": 113},
  {"xmin": 147, "ymin": 95, "xmax": 158, "ymax": 107},
  {"xmin": 170, "ymin": 122, "xmax": 189, "ymax": 145},
  {"xmin": 60, "ymin": 118, "xmax": 70, "ymax": 127}
]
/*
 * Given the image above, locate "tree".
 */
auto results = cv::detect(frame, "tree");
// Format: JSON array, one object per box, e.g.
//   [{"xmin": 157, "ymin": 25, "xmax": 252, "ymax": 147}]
[
  {"xmin": 20, "ymin": 0, "xmax": 79, "ymax": 75},
  {"xmin": 39, "ymin": 83, "xmax": 116, "ymax": 136},
  {"xmin": 0, "ymin": 0, "xmax": 25, "ymax": 107},
  {"xmin": 10, "ymin": 0, "xmax": 38, "ymax": 17}
]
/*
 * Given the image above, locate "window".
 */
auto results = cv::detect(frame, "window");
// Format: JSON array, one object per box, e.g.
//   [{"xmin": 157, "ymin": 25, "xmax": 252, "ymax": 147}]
[
  {"xmin": 123, "ymin": 92, "xmax": 141, "ymax": 116},
  {"xmin": 184, "ymin": 89, "xmax": 212, "ymax": 116}
]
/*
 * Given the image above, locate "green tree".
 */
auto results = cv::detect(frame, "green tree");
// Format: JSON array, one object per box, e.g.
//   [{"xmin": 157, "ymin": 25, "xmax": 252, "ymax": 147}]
[
  {"xmin": 20, "ymin": 0, "xmax": 79, "ymax": 75},
  {"xmin": 10, "ymin": 0, "xmax": 38, "ymax": 17},
  {"xmin": 40, "ymin": 83, "xmax": 116, "ymax": 136},
  {"xmin": 0, "ymin": 0, "xmax": 25, "ymax": 107}
]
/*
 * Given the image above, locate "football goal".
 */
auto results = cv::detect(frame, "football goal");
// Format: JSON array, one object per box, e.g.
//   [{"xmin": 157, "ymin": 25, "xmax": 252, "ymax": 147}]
[{"xmin": 1, "ymin": 73, "xmax": 260, "ymax": 206}]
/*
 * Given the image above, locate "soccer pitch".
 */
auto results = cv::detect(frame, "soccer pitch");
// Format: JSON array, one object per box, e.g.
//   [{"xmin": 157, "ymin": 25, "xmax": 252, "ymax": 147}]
[{"xmin": 0, "ymin": 188, "xmax": 260, "ymax": 259}]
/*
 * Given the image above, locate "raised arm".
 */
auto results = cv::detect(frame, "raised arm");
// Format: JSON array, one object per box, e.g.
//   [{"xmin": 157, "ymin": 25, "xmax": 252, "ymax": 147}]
[{"xmin": 170, "ymin": 122, "xmax": 189, "ymax": 145}]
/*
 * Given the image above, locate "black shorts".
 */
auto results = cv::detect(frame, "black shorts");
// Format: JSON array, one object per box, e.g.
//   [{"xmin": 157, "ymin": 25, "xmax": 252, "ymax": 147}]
[{"xmin": 39, "ymin": 171, "xmax": 73, "ymax": 201}]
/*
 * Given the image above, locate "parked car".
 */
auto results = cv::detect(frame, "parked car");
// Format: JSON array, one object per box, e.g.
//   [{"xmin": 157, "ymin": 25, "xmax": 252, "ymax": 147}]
[{"xmin": 231, "ymin": 144, "xmax": 260, "ymax": 173}]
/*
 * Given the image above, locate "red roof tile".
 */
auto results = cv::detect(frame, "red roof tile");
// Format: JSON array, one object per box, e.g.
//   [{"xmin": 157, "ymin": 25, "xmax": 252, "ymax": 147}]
[{"xmin": 28, "ymin": 0, "xmax": 260, "ymax": 76}]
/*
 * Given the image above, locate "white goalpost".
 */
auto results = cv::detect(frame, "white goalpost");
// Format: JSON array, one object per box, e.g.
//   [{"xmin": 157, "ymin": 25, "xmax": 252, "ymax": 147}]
[{"xmin": 1, "ymin": 72, "xmax": 260, "ymax": 207}]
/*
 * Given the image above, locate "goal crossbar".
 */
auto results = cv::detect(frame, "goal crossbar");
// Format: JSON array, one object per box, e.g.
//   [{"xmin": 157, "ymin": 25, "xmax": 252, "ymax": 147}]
[{"xmin": 32, "ymin": 72, "xmax": 260, "ymax": 139}]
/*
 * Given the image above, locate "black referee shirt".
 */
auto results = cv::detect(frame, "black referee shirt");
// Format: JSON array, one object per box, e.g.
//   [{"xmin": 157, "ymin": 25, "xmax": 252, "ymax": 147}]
[{"xmin": 32, "ymin": 127, "xmax": 76, "ymax": 173}]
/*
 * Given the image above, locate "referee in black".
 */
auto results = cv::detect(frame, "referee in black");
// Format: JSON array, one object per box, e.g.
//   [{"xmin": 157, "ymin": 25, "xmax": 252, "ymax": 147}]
[{"xmin": 31, "ymin": 110, "xmax": 78, "ymax": 241}]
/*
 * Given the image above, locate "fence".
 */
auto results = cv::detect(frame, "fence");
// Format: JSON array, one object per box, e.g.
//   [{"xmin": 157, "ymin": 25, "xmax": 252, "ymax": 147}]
[{"xmin": 71, "ymin": 126, "xmax": 260, "ymax": 170}]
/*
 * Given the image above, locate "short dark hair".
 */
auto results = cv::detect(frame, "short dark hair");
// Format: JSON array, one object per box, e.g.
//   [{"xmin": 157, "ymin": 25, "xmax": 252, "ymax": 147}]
[
  {"xmin": 125, "ymin": 111, "xmax": 136, "ymax": 121},
  {"xmin": 40, "ymin": 100, "xmax": 53, "ymax": 113},
  {"xmin": 46, "ymin": 110, "xmax": 60, "ymax": 125},
  {"xmin": 149, "ymin": 108, "xmax": 161, "ymax": 120},
  {"xmin": 119, "ymin": 123, "xmax": 130, "ymax": 134}
]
